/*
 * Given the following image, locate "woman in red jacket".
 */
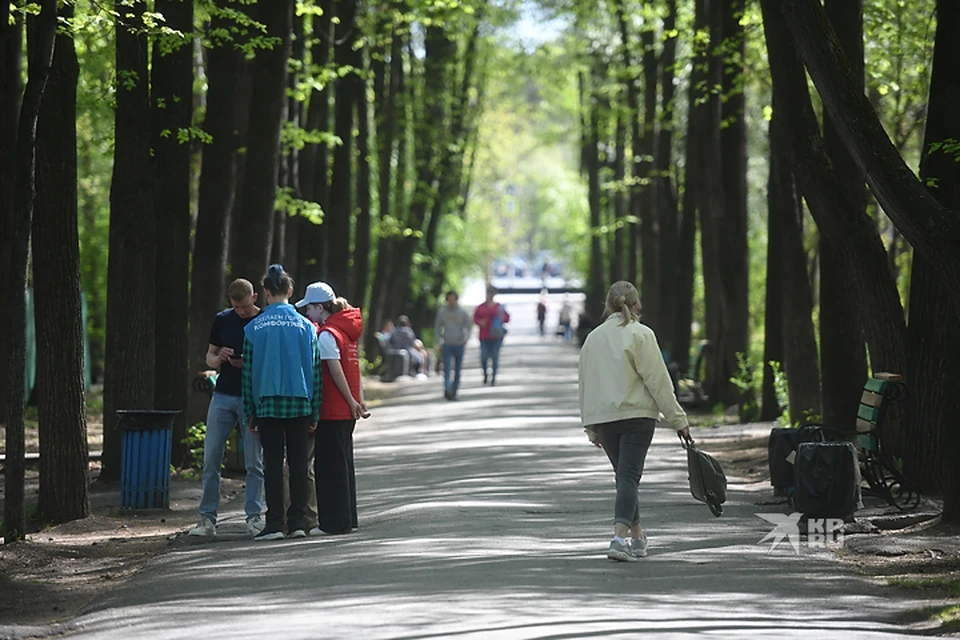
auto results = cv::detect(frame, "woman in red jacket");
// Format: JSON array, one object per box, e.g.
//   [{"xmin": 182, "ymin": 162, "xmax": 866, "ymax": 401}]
[
  {"xmin": 473, "ymin": 285, "xmax": 511, "ymax": 386},
  {"xmin": 296, "ymin": 282, "xmax": 370, "ymax": 535}
]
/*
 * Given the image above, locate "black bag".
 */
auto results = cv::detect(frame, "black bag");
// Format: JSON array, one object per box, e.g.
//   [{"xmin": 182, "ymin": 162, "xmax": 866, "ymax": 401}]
[
  {"xmin": 793, "ymin": 441, "xmax": 859, "ymax": 519},
  {"xmin": 679, "ymin": 433, "xmax": 727, "ymax": 517},
  {"xmin": 768, "ymin": 426, "xmax": 823, "ymax": 492}
]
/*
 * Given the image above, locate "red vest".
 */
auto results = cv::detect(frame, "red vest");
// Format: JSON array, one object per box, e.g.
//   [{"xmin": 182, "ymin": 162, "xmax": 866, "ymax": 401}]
[{"xmin": 320, "ymin": 324, "xmax": 362, "ymax": 421}]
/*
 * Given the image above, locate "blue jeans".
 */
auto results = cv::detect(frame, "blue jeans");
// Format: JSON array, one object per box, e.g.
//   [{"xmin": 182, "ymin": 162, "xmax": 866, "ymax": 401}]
[
  {"xmin": 479, "ymin": 338, "xmax": 503, "ymax": 381},
  {"xmin": 442, "ymin": 344, "xmax": 465, "ymax": 396},
  {"xmin": 199, "ymin": 392, "xmax": 264, "ymax": 522},
  {"xmin": 596, "ymin": 418, "xmax": 657, "ymax": 527}
]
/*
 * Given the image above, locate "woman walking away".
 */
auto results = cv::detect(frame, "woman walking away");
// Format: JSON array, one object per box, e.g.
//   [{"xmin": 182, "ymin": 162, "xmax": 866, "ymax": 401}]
[
  {"xmin": 242, "ymin": 265, "xmax": 322, "ymax": 541},
  {"xmin": 297, "ymin": 282, "xmax": 370, "ymax": 535},
  {"xmin": 578, "ymin": 281, "xmax": 690, "ymax": 562},
  {"xmin": 473, "ymin": 285, "xmax": 510, "ymax": 386}
]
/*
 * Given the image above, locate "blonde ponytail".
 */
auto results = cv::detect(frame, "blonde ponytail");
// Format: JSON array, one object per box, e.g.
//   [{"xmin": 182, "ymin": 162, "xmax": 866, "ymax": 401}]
[{"xmin": 603, "ymin": 281, "xmax": 641, "ymax": 326}]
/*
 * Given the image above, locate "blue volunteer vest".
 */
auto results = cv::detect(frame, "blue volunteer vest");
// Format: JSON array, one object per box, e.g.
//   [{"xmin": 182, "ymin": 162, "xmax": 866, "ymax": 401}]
[{"xmin": 244, "ymin": 302, "xmax": 315, "ymax": 403}]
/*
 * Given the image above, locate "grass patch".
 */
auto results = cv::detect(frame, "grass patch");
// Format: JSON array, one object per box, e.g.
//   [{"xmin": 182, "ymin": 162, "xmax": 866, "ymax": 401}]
[{"xmin": 888, "ymin": 576, "xmax": 960, "ymax": 595}]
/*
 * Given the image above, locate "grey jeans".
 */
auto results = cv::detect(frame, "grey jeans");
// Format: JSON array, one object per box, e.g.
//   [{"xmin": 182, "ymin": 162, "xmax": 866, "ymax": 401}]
[{"xmin": 596, "ymin": 418, "xmax": 657, "ymax": 526}]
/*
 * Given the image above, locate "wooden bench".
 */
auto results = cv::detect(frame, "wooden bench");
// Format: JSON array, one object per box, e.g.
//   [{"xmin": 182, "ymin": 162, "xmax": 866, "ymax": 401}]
[{"xmin": 806, "ymin": 373, "xmax": 921, "ymax": 511}]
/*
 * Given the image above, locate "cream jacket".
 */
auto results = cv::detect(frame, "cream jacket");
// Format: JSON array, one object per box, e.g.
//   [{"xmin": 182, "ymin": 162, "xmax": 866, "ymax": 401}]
[{"xmin": 578, "ymin": 315, "xmax": 689, "ymax": 438}]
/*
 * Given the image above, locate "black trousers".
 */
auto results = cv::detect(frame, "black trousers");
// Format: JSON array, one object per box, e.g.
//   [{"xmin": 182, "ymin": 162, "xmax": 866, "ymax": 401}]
[
  {"xmin": 259, "ymin": 416, "xmax": 311, "ymax": 533},
  {"xmin": 315, "ymin": 419, "xmax": 357, "ymax": 534}
]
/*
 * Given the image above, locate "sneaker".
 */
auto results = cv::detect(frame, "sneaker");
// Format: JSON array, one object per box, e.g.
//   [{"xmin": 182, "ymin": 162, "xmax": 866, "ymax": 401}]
[
  {"xmin": 188, "ymin": 517, "xmax": 216, "ymax": 537},
  {"xmin": 606, "ymin": 539, "xmax": 639, "ymax": 562},
  {"xmin": 254, "ymin": 529, "xmax": 285, "ymax": 541},
  {"xmin": 631, "ymin": 533, "xmax": 649, "ymax": 558},
  {"xmin": 309, "ymin": 527, "xmax": 324, "ymax": 536},
  {"xmin": 289, "ymin": 529, "xmax": 307, "ymax": 539},
  {"xmin": 246, "ymin": 515, "xmax": 265, "ymax": 537},
  {"xmin": 444, "ymin": 390, "xmax": 452, "ymax": 401}
]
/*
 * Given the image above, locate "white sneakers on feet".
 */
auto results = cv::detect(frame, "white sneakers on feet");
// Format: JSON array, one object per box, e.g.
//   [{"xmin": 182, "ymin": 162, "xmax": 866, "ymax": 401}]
[
  {"xmin": 188, "ymin": 517, "xmax": 216, "ymax": 537},
  {"xmin": 246, "ymin": 515, "xmax": 265, "ymax": 537},
  {"xmin": 631, "ymin": 533, "xmax": 649, "ymax": 558},
  {"xmin": 289, "ymin": 529, "xmax": 307, "ymax": 539}
]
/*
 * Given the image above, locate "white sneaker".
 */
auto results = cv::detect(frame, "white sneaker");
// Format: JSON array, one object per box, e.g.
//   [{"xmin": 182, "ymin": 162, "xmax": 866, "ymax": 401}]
[
  {"xmin": 246, "ymin": 515, "xmax": 265, "ymax": 537},
  {"xmin": 289, "ymin": 529, "xmax": 307, "ymax": 539},
  {"xmin": 309, "ymin": 527, "xmax": 324, "ymax": 536},
  {"xmin": 254, "ymin": 529, "xmax": 285, "ymax": 541},
  {"xmin": 188, "ymin": 517, "xmax": 216, "ymax": 537},
  {"xmin": 631, "ymin": 533, "xmax": 649, "ymax": 558}
]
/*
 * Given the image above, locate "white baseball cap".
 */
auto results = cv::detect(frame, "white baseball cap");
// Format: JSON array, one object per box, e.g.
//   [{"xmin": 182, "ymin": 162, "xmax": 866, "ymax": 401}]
[{"xmin": 295, "ymin": 281, "xmax": 335, "ymax": 308}]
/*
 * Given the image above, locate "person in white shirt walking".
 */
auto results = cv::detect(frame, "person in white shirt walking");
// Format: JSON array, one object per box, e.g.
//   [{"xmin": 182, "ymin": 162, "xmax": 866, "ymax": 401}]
[
  {"xmin": 434, "ymin": 290, "xmax": 472, "ymax": 401},
  {"xmin": 578, "ymin": 281, "xmax": 690, "ymax": 562}
]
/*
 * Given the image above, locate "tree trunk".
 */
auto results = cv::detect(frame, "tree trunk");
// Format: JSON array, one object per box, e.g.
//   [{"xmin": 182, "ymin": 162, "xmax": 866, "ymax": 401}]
[
  {"xmin": 761, "ymin": 123, "xmax": 785, "ymax": 422},
  {"xmin": 102, "ymin": 0, "xmax": 156, "ymax": 481},
  {"xmin": 326, "ymin": 0, "xmax": 360, "ymax": 296},
  {"xmin": 610, "ymin": 112, "xmax": 626, "ymax": 283},
  {"xmin": 0, "ymin": 9, "xmax": 23, "ymax": 430},
  {"xmin": 774, "ymin": 112, "xmax": 821, "ymax": 421},
  {"xmin": 694, "ymin": 0, "xmax": 730, "ymax": 405},
  {"xmin": 229, "ymin": 0, "xmax": 293, "ymax": 284},
  {"xmin": 297, "ymin": 0, "xmax": 333, "ymax": 286},
  {"xmin": 820, "ymin": 0, "xmax": 867, "ymax": 426},
  {"xmin": 719, "ymin": 0, "xmax": 750, "ymax": 410},
  {"xmin": 152, "ymin": 0, "xmax": 193, "ymax": 465},
  {"xmin": 187, "ymin": 2, "xmax": 250, "ymax": 430},
  {"xmin": 3, "ymin": 0, "xmax": 56, "ymax": 540},
  {"xmin": 780, "ymin": 0, "xmax": 960, "ymax": 318},
  {"xmin": 365, "ymin": 23, "xmax": 401, "ymax": 356},
  {"xmin": 656, "ymin": 0, "xmax": 680, "ymax": 355},
  {"xmin": 761, "ymin": 0, "xmax": 907, "ymax": 378},
  {"xmin": 639, "ymin": 17, "xmax": 659, "ymax": 331},
  {"xmin": 33, "ymin": 5, "xmax": 90, "ymax": 523},
  {"xmin": 915, "ymin": 0, "xmax": 960, "ymax": 510},
  {"xmin": 584, "ymin": 67, "xmax": 606, "ymax": 320},
  {"xmin": 611, "ymin": 0, "xmax": 639, "ymax": 285},
  {"xmin": 382, "ymin": 25, "xmax": 453, "ymax": 323},
  {"xmin": 672, "ymin": 1, "xmax": 704, "ymax": 377},
  {"xmin": 353, "ymin": 48, "xmax": 372, "ymax": 309}
]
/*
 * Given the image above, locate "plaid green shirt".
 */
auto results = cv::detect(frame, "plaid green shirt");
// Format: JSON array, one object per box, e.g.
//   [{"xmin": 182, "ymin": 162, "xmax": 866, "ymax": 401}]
[{"xmin": 242, "ymin": 336, "xmax": 323, "ymax": 423}]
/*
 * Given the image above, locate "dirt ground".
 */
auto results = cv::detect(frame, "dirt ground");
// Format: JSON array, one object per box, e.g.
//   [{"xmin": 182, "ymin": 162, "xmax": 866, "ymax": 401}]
[{"xmin": 1, "ymin": 428, "xmax": 958, "ymax": 632}]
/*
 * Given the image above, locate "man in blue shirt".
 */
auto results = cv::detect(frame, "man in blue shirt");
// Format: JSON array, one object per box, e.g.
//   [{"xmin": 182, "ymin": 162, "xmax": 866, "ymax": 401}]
[{"xmin": 189, "ymin": 279, "xmax": 266, "ymax": 538}]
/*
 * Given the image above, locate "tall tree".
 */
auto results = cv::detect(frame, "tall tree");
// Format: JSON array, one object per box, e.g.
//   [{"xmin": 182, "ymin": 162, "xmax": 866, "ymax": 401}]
[
  {"xmin": 760, "ymin": 120, "xmax": 785, "ymax": 422},
  {"xmin": 3, "ymin": 0, "xmax": 57, "ymax": 539},
  {"xmin": 326, "ymin": 0, "xmax": 360, "ymax": 295},
  {"xmin": 779, "ymin": 0, "xmax": 960, "ymax": 316},
  {"xmin": 583, "ymin": 64, "xmax": 606, "ymax": 319},
  {"xmin": 33, "ymin": 2, "xmax": 89, "ymax": 523},
  {"xmin": 102, "ymin": 0, "xmax": 156, "ymax": 481},
  {"xmin": 0, "ymin": 7, "xmax": 23, "ymax": 430},
  {"xmin": 656, "ymin": 0, "xmax": 680, "ymax": 356},
  {"xmin": 230, "ymin": 0, "xmax": 294, "ymax": 284},
  {"xmin": 186, "ymin": 1, "xmax": 252, "ymax": 428},
  {"xmin": 152, "ymin": 0, "xmax": 194, "ymax": 464},
  {"xmin": 353, "ymin": 47, "xmax": 372, "ymax": 308},
  {"xmin": 912, "ymin": 0, "xmax": 960, "ymax": 504},
  {"xmin": 296, "ymin": 0, "xmax": 334, "ymax": 287},
  {"xmin": 638, "ymin": 1, "xmax": 660, "ymax": 332},
  {"xmin": 761, "ymin": 0, "xmax": 909, "ymax": 455},
  {"xmin": 820, "ymin": 0, "xmax": 867, "ymax": 426}
]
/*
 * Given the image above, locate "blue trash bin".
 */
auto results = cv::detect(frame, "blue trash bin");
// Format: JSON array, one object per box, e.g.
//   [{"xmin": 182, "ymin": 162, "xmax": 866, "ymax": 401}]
[{"xmin": 118, "ymin": 410, "xmax": 180, "ymax": 509}]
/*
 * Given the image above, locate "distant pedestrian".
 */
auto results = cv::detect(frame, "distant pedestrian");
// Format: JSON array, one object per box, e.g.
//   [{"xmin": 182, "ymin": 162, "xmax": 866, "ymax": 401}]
[
  {"xmin": 537, "ymin": 289, "xmax": 548, "ymax": 337},
  {"xmin": 578, "ymin": 281, "xmax": 690, "ymax": 562},
  {"xmin": 242, "ymin": 265, "xmax": 322, "ymax": 541},
  {"xmin": 297, "ymin": 282, "xmax": 370, "ymax": 535},
  {"xmin": 189, "ymin": 279, "xmax": 265, "ymax": 538},
  {"xmin": 558, "ymin": 295, "xmax": 573, "ymax": 342},
  {"xmin": 434, "ymin": 290, "xmax": 472, "ymax": 400},
  {"xmin": 473, "ymin": 286, "xmax": 510, "ymax": 386}
]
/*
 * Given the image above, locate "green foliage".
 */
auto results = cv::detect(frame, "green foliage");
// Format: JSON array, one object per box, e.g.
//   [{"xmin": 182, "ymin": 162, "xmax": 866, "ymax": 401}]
[
  {"xmin": 729, "ymin": 352, "xmax": 760, "ymax": 422},
  {"xmin": 769, "ymin": 360, "xmax": 791, "ymax": 427},
  {"xmin": 182, "ymin": 423, "xmax": 207, "ymax": 471}
]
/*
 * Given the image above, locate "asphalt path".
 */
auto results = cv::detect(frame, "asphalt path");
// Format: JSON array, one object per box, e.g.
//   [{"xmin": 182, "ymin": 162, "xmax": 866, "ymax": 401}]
[{"xmin": 37, "ymin": 295, "xmax": 936, "ymax": 638}]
